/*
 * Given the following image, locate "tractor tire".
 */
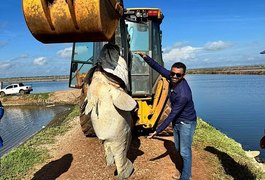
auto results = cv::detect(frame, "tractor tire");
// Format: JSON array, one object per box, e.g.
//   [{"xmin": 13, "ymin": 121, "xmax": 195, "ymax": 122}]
[
  {"xmin": 79, "ymin": 85, "xmax": 96, "ymax": 137},
  {"xmin": 156, "ymin": 100, "xmax": 173, "ymax": 136},
  {"xmin": 80, "ymin": 112, "xmax": 96, "ymax": 137},
  {"xmin": 0, "ymin": 92, "xmax": 5, "ymax": 97}
]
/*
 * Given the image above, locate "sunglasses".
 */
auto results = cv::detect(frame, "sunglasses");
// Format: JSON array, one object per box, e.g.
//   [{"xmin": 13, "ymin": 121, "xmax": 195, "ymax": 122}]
[{"xmin": 170, "ymin": 72, "xmax": 183, "ymax": 78}]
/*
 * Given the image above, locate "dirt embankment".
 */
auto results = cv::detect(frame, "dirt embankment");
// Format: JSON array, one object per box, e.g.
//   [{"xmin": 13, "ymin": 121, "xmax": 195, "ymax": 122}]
[
  {"xmin": 25, "ymin": 117, "xmax": 213, "ymax": 180},
  {"xmin": 0, "ymin": 89, "xmax": 80, "ymax": 106}
]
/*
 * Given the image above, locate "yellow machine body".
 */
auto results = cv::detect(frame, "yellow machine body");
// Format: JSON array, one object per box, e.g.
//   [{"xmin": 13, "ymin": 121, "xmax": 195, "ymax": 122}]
[{"xmin": 134, "ymin": 77, "xmax": 169, "ymax": 128}]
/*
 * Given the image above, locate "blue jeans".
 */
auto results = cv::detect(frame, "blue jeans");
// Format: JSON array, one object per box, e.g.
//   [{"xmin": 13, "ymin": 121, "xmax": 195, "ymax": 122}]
[{"xmin": 173, "ymin": 120, "xmax": 197, "ymax": 180}]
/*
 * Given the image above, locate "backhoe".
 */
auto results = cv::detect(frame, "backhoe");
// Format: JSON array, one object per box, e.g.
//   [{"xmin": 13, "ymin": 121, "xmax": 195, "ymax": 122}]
[{"xmin": 23, "ymin": 0, "xmax": 171, "ymax": 136}]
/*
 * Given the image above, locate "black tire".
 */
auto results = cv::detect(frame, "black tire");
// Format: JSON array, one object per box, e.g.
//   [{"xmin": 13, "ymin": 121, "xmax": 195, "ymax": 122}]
[
  {"xmin": 79, "ymin": 85, "xmax": 96, "ymax": 137},
  {"xmin": 80, "ymin": 113, "xmax": 96, "ymax": 137},
  {"xmin": 19, "ymin": 90, "xmax": 25, "ymax": 95},
  {"xmin": 0, "ymin": 91, "xmax": 5, "ymax": 97}
]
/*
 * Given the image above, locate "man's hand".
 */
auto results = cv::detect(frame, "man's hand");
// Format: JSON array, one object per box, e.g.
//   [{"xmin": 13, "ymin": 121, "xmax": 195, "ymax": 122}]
[
  {"xmin": 135, "ymin": 52, "xmax": 147, "ymax": 59},
  {"xmin": 147, "ymin": 131, "xmax": 157, "ymax": 139}
]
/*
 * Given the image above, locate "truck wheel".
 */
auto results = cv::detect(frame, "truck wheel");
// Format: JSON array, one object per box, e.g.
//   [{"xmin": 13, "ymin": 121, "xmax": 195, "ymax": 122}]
[
  {"xmin": 79, "ymin": 85, "xmax": 96, "ymax": 137},
  {"xmin": 156, "ymin": 100, "xmax": 173, "ymax": 135},
  {"xmin": 0, "ymin": 92, "xmax": 5, "ymax": 97},
  {"xmin": 19, "ymin": 90, "xmax": 25, "ymax": 95}
]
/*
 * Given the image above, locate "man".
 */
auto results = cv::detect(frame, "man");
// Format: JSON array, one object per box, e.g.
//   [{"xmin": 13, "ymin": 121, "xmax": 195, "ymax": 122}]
[
  {"xmin": 0, "ymin": 101, "xmax": 3, "ymax": 119},
  {"xmin": 0, "ymin": 100, "xmax": 4, "ymax": 148},
  {"xmin": 261, "ymin": 135, "xmax": 265, "ymax": 149},
  {"xmin": 136, "ymin": 52, "xmax": 197, "ymax": 180}
]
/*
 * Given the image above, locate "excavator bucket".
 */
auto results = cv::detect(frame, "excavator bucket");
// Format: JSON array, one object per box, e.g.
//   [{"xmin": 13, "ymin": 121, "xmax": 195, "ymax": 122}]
[{"xmin": 22, "ymin": 0, "xmax": 123, "ymax": 43}]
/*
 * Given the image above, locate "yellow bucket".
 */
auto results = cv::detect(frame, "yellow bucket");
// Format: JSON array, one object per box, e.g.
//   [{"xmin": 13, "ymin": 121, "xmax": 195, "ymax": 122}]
[{"xmin": 22, "ymin": 0, "xmax": 123, "ymax": 43}]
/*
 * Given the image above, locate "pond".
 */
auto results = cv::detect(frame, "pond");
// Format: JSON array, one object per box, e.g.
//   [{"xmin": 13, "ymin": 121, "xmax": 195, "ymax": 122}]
[{"xmin": 0, "ymin": 105, "xmax": 72, "ymax": 157}]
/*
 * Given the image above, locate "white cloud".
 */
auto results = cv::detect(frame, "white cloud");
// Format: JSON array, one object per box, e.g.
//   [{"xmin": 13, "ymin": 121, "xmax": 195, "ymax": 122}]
[
  {"xmin": 19, "ymin": 54, "xmax": 29, "ymax": 58},
  {"xmin": 56, "ymin": 47, "xmax": 72, "ymax": 58},
  {"xmin": 33, "ymin": 57, "xmax": 47, "ymax": 66},
  {"xmin": 0, "ymin": 63, "xmax": 11, "ymax": 69},
  {"xmin": 247, "ymin": 57, "xmax": 255, "ymax": 61},
  {"xmin": 163, "ymin": 46, "xmax": 200, "ymax": 63},
  {"xmin": 204, "ymin": 41, "xmax": 230, "ymax": 51}
]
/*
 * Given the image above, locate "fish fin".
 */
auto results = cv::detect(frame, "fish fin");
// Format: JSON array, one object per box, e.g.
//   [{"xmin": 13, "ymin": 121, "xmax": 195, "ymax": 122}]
[
  {"xmin": 85, "ymin": 102, "xmax": 93, "ymax": 115},
  {"xmin": 112, "ymin": 90, "xmax": 137, "ymax": 111},
  {"xmin": 85, "ymin": 84, "xmax": 93, "ymax": 115}
]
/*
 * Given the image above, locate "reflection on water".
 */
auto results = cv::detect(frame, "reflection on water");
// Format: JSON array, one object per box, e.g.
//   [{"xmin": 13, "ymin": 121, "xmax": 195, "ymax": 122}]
[{"xmin": 0, "ymin": 105, "xmax": 70, "ymax": 157}]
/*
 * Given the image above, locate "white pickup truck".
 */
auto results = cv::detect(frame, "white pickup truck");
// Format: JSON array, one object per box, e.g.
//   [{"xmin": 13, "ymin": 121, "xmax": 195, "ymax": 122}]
[{"xmin": 0, "ymin": 83, "xmax": 33, "ymax": 97}]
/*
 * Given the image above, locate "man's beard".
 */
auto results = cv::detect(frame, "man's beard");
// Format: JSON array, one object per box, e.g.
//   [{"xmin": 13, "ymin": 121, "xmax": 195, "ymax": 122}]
[{"xmin": 171, "ymin": 77, "xmax": 182, "ymax": 85}]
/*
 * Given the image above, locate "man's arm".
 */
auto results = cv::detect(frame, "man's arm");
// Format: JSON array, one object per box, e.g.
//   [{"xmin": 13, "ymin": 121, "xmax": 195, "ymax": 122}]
[
  {"xmin": 156, "ymin": 96, "xmax": 188, "ymax": 134},
  {"xmin": 136, "ymin": 52, "xmax": 171, "ymax": 79}
]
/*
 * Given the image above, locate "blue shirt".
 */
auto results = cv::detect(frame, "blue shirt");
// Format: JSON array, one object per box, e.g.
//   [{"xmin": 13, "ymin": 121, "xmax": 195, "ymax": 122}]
[
  {"xmin": 144, "ymin": 56, "xmax": 197, "ymax": 134},
  {"xmin": 0, "ymin": 104, "xmax": 4, "ymax": 120}
]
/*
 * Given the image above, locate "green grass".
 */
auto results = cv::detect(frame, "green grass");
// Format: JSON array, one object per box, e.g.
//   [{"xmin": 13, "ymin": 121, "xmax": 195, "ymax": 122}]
[
  {"xmin": 30, "ymin": 93, "xmax": 50, "ymax": 100},
  {"xmin": 194, "ymin": 118, "xmax": 265, "ymax": 180},
  {"xmin": 0, "ymin": 145, "xmax": 47, "ymax": 179},
  {"xmin": 0, "ymin": 105, "xmax": 79, "ymax": 179}
]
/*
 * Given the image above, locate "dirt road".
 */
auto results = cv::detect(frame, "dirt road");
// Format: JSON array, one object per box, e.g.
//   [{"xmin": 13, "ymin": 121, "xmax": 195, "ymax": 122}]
[{"xmin": 25, "ymin": 117, "xmax": 213, "ymax": 180}]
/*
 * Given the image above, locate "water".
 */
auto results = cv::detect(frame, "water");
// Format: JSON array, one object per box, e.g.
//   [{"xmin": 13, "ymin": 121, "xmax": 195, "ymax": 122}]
[
  {"xmin": 0, "ymin": 80, "xmax": 72, "ymax": 157},
  {"xmin": 0, "ymin": 105, "xmax": 70, "ymax": 157},
  {"xmin": 186, "ymin": 74, "xmax": 265, "ymax": 160},
  {"xmin": 1, "ymin": 80, "xmax": 70, "ymax": 94},
  {"xmin": 27, "ymin": 80, "xmax": 70, "ymax": 94}
]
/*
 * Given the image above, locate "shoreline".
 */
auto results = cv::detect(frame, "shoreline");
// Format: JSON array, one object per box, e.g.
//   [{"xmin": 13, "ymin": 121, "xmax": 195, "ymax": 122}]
[
  {"xmin": 188, "ymin": 64, "xmax": 265, "ymax": 75},
  {"xmin": 0, "ymin": 89, "xmax": 80, "ymax": 107},
  {"xmin": 0, "ymin": 65, "xmax": 265, "ymax": 84},
  {"xmin": 0, "ymin": 75, "xmax": 69, "ymax": 83}
]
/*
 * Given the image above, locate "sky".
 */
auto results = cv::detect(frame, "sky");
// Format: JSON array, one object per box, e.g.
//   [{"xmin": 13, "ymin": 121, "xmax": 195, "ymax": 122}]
[{"xmin": 0, "ymin": 0, "xmax": 265, "ymax": 78}]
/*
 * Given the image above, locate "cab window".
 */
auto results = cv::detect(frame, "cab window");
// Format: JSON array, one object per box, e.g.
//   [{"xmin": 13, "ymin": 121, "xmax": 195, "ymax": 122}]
[
  {"xmin": 69, "ymin": 42, "xmax": 94, "ymax": 88},
  {"xmin": 126, "ymin": 21, "xmax": 150, "ymax": 52}
]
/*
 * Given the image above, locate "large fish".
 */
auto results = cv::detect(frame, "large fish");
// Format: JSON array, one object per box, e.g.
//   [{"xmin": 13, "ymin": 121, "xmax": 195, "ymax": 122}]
[{"xmin": 84, "ymin": 44, "xmax": 136, "ymax": 179}]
